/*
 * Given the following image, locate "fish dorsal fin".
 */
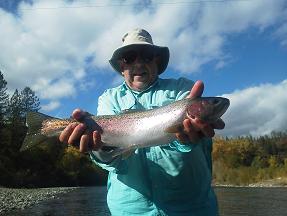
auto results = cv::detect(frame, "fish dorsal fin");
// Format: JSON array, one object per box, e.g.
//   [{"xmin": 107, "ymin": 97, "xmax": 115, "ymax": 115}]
[{"xmin": 165, "ymin": 124, "xmax": 183, "ymax": 133}]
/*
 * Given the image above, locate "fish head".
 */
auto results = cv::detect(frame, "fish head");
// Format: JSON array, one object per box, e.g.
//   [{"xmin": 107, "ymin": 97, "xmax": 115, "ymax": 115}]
[{"xmin": 186, "ymin": 97, "xmax": 230, "ymax": 122}]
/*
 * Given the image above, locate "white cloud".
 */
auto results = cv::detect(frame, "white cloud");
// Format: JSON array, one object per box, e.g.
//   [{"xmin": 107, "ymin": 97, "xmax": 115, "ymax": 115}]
[
  {"xmin": 219, "ymin": 80, "xmax": 287, "ymax": 137},
  {"xmin": 274, "ymin": 22, "xmax": 287, "ymax": 47},
  {"xmin": 41, "ymin": 100, "xmax": 60, "ymax": 112},
  {"xmin": 0, "ymin": 0, "xmax": 286, "ymax": 111},
  {"xmin": 38, "ymin": 79, "xmax": 76, "ymax": 99}
]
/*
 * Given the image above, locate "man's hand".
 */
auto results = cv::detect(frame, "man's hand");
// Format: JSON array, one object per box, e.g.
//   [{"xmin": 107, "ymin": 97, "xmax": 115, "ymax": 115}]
[
  {"xmin": 175, "ymin": 80, "xmax": 225, "ymax": 143},
  {"xmin": 59, "ymin": 109, "xmax": 103, "ymax": 153}
]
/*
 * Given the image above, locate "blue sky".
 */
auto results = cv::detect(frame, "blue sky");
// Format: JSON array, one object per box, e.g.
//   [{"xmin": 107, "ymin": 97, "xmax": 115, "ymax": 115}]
[{"xmin": 0, "ymin": 0, "xmax": 286, "ymax": 137}]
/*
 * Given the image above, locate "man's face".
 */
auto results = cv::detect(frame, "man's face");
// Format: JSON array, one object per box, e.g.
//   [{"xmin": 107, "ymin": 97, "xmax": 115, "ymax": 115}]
[{"xmin": 119, "ymin": 47, "xmax": 159, "ymax": 91}]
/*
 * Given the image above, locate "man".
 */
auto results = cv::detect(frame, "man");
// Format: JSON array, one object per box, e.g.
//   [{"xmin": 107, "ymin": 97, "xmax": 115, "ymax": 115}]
[{"xmin": 59, "ymin": 28, "xmax": 225, "ymax": 216}]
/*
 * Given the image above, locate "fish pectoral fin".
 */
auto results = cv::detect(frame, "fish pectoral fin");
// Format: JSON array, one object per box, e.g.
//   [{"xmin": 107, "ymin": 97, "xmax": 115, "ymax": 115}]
[{"xmin": 165, "ymin": 124, "xmax": 183, "ymax": 133}]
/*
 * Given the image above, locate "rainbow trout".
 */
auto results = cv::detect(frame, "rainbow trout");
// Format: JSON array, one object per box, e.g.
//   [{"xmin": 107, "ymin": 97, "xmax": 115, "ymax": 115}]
[{"xmin": 21, "ymin": 97, "xmax": 229, "ymax": 156}]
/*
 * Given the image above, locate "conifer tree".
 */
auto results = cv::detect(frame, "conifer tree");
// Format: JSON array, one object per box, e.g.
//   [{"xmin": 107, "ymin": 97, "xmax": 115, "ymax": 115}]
[
  {"xmin": 20, "ymin": 86, "xmax": 41, "ymax": 115},
  {"xmin": 8, "ymin": 89, "xmax": 24, "ymax": 125},
  {"xmin": 6, "ymin": 87, "xmax": 41, "ymax": 152},
  {"xmin": 0, "ymin": 71, "xmax": 9, "ymax": 126},
  {"xmin": 7, "ymin": 89, "xmax": 25, "ymax": 152}
]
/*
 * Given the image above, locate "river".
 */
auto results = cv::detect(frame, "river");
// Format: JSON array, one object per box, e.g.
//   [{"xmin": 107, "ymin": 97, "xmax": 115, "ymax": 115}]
[{"xmin": 4, "ymin": 186, "xmax": 287, "ymax": 216}]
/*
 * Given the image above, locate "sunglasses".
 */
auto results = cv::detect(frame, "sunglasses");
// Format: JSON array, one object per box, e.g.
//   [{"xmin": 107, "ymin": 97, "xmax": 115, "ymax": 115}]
[{"xmin": 120, "ymin": 48, "xmax": 156, "ymax": 64}]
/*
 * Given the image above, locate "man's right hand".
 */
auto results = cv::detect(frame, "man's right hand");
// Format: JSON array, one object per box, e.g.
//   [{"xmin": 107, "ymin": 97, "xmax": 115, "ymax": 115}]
[{"xmin": 59, "ymin": 109, "xmax": 103, "ymax": 153}]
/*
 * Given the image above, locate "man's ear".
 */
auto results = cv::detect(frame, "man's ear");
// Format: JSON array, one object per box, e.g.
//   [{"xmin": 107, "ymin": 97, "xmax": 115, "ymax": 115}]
[{"xmin": 154, "ymin": 56, "xmax": 161, "ymax": 73}]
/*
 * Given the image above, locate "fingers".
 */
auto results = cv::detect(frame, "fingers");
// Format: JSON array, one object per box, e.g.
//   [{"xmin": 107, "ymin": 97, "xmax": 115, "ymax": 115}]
[
  {"xmin": 79, "ymin": 130, "xmax": 103, "ymax": 152},
  {"xmin": 59, "ymin": 108, "xmax": 104, "ymax": 153},
  {"xmin": 72, "ymin": 108, "xmax": 85, "ymax": 121},
  {"xmin": 191, "ymin": 118, "xmax": 215, "ymax": 138},
  {"xmin": 181, "ymin": 119, "xmax": 201, "ymax": 143},
  {"xmin": 79, "ymin": 129, "xmax": 90, "ymax": 153},
  {"xmin": 187, "ymin": 80, "xmax": 204, "ymax": 99},
  {"xmin": 175, "ymin": 119, "xmax": 201, "ymax": 144},
  {"xmin": 68, "ymin": 123, "xmax": 86, "ymax": 145},
  {"xmin": 92, "ymin": 131, "xmax": 103, "ymax": 151},
  {"xmin": 177, "ymin": 118, "xmax": 217, "ymax": 144},
  {"xmin": 59, "ymin": 122, "xmax": 78, "ymax": 143},
  {"xmin": 60, "ymin": 125, "xmax": 103, "ymax": 153}
]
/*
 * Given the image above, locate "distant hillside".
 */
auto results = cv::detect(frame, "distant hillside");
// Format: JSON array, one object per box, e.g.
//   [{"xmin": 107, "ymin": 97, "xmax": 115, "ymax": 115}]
[{"xmin": 212, "ymin": 131, "xmax": 287, "ymax": 186}]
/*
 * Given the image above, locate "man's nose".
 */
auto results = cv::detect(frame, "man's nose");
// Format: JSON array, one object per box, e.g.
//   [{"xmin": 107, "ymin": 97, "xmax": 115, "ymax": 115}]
[{"xmin": 134, "ymin": 55, "xmax": 145, "ymax": 64}]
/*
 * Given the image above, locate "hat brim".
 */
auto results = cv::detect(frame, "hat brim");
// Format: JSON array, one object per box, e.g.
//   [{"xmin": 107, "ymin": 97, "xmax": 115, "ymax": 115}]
[{"xmin": 109, "ymin": 44, "xmax": 169, "ymax": 75}]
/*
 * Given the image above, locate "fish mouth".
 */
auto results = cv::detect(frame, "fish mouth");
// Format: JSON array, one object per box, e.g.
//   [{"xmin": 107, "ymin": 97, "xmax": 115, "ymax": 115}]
[{"xmin": 212, "ymin": 98, "xmax": 230, "ymax": 120}]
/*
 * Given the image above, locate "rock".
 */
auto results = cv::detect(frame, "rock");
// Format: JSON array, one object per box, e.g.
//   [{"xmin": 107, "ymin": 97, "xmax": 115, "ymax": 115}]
[{"xmin": 0, "ymin": 187, "xmax": 77, "ymax": 214}]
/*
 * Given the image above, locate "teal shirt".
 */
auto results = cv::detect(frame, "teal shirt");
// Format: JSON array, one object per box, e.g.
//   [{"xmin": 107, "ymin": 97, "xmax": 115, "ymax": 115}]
[{"xmin": 90, "ymin": 77, "xmax": 219, "ymax": 216}]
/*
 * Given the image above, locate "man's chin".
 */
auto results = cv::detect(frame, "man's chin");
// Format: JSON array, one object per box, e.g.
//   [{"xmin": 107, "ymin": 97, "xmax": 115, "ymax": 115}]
[
  {"xmin": 132, "ymin": 82, "xmax": 149, "ymax": 91},
  {"xmin": 133, "ymin": 75, "xmax": 147, "ymax": 82}
]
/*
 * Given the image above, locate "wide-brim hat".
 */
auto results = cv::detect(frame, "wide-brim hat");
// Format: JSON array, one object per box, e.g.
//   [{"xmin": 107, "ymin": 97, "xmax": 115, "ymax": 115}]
[{"xmin": 109, "ymin": 28, "xmax": 169, "ymax": 75}]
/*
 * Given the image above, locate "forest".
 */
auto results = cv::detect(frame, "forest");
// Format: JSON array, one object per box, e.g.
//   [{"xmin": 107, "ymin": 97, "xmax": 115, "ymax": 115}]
[
  {"xmin": 1, "ymin": 71, "xmax": 286, "ymax": 188},
  {"xmin": 212, "ymin": 132, "xmax": 287, "ymax": 186},
  {"xmin": 0, "ymin": 71, "xmax": 107, "ymax": 188}
]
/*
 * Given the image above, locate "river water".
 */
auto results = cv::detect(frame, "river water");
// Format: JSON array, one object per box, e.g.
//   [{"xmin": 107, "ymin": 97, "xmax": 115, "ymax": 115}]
[{"xmin": 6, "ymin": 186, "xmax": 287, "ymax": 216}]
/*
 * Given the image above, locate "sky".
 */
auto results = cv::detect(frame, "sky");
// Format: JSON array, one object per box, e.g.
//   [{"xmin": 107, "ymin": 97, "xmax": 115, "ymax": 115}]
[{"xmin": 0, "ymin": 0, "xmax": 286, "ymax": 137}]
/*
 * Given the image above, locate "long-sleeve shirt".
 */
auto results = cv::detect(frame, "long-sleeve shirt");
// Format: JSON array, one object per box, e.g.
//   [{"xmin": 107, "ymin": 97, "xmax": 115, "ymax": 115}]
[{"xmin": 90, "ymin": 77, "xmax": 219, "ymax": 216}]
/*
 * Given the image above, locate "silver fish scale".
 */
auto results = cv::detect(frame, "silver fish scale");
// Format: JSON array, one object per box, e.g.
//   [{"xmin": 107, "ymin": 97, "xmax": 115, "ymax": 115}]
[{"xmin": 93, "ymin": 99, "xmax": 189, "ymax": 148}]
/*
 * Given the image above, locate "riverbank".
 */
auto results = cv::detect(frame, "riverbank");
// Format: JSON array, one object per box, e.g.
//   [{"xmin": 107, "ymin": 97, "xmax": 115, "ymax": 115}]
[
  {"xmin": 0, "ymin": 187, "xmax": 77, "ymax": 215},
  {"xmin": 214, "ymin": 177, "xmax": 287, "ymax": 188},
  {"xmin": 1, "ymin": 179, "xmax": 286, "ymax": 215}
]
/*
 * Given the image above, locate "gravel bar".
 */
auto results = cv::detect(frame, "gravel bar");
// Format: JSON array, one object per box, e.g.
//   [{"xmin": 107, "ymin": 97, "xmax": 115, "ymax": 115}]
[{"xmin": 0, "ymin": 187, "xmax": 77, "ymax": 214}]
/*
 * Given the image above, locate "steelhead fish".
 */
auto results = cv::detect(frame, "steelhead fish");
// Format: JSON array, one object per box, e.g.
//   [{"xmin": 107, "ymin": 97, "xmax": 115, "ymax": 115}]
[{"xmin": 21, "ymin": 97, "xmax": 230, "ymax": 156}]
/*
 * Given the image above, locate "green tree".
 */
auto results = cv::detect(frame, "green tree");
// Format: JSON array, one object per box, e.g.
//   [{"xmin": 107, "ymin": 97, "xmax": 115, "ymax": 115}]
[
  {"xmin": 8, "ymin": 89, "xmax": 24, "ymax": 124},
  {"xmin": 0, "ymin": 71, "xmax": 9, "ymax": 127},
  {"xmin": 20, "ymin": 87, "xmax": 41, "ymax": 114},
  {"xmin": 7, "ymin": 89, "xmax": 25, "ymax": 152},
  {"xmin": 7, "ymin": 87, "xmax": 41, "ymax": 151}
]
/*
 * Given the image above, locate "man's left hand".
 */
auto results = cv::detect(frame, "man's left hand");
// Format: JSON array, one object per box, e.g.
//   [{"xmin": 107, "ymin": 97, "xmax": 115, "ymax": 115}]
[{"xmin": 175, "ymin": 80, "xmax": 225, "ymax": 143}]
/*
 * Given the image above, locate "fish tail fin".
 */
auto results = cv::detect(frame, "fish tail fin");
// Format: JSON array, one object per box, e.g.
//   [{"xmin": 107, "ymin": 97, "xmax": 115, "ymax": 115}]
[{"xmin": 20, "ymin": 112, "xmax": 56, "ymax": 151}]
